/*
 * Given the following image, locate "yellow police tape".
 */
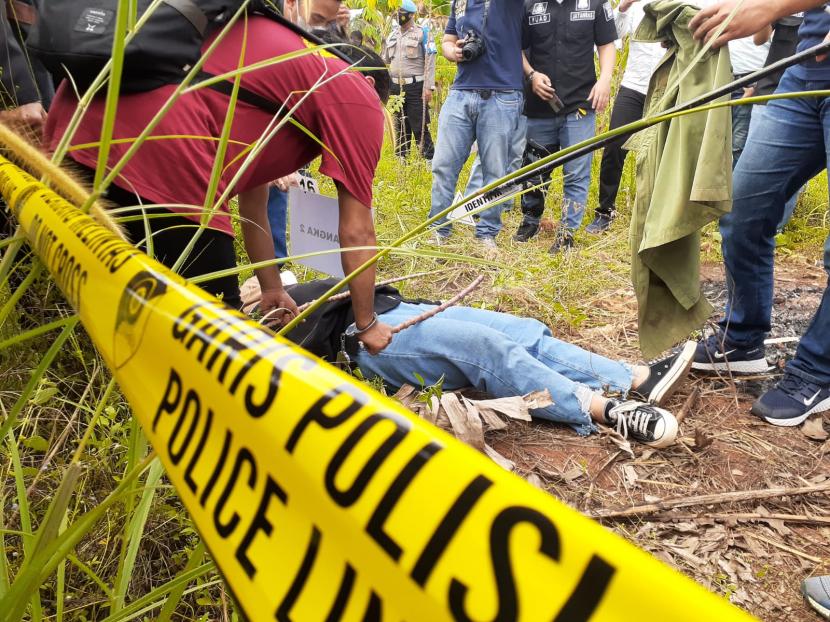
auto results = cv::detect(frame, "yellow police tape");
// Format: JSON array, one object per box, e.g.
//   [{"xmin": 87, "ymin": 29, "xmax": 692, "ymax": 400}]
[{"xmin": 0, "ymin": 156, "xmax": 757, "ymax": 621}]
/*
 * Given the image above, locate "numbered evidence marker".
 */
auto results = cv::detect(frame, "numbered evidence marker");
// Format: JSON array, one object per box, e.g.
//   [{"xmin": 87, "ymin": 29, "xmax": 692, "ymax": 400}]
[{"xmin": 288, "ymin": 175, "xmax": 373, "ymax": 278}]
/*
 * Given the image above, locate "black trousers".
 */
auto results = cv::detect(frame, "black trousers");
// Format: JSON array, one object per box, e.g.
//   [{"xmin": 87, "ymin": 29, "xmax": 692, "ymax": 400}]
[
  {"xmin": 77, "ymin": 166, "xmax": 242, "ymax": 308},
  {"xmin": 392, "ymin": 81, "xmax": 435, "ymax": 159},
  {"xmin": 597, "ymin": 86, "xmax": 647, "ymax": 216}
]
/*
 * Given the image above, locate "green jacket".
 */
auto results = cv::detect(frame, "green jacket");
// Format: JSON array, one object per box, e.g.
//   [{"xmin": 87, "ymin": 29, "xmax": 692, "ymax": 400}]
[{"xmin": 628, "ymin": 0, "xmax": 733, "ymax": 358}]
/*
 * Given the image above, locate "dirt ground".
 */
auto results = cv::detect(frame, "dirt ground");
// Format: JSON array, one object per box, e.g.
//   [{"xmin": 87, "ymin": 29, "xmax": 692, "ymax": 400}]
[{"xmin": 419, "ymin": 258, "xmax": 830, "ymax": 621}]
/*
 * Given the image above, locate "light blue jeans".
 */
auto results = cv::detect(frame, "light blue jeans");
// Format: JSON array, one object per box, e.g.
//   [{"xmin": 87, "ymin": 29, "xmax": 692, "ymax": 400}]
[
  {"xmin": 465, "ymin": 114, "xmax": 528, "ymax": 203},
  {"xmin": 429, "ymin": 89, "xmax": 524, "ymax": 239},
  {"xmin": 356, "ymin": 303, "xmax": 633, "ymax": 436},
  {"xmin": 520, "ymin": 112, "xmax": 596, "ymax": 230}
]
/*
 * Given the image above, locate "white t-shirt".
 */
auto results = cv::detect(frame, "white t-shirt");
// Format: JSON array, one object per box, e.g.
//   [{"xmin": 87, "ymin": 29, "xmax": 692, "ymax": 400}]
[
  {"xmin": 728, "ymin": 36, "xmax": 771, "ymax": 76},
  {"xmin": 615, "ymin": 1, "xmax": 665, "ymax": 95}
]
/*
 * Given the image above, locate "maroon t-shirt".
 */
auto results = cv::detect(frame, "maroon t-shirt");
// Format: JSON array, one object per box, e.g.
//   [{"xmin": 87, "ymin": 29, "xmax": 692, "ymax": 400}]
[{"xmin": 46, "ymin": 17, "xmax": 383, "ymax": 236}]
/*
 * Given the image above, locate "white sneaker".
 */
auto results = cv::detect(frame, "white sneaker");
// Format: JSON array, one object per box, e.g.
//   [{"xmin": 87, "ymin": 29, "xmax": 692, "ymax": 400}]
[
  {"xmin": 479, "ymin": 236, "xmax": 497, "ymax": 249},
  {"xmin": 606, "ymin": 400, "xmax": 678, "ymax": 448}
]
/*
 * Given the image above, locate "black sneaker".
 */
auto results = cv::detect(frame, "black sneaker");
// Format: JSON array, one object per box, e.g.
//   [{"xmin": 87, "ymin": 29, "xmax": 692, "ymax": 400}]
[
  {"xmin": 691, "ymin": 333, "xmax": 769, "ymax": 374},
  {"xmin": 548, "ymin": 230, "xmax": 574, "ymax": 254},
  {"xmin": 802, "ymin": 576, "xmax": 830, "ymax": 620},
  {"xmin": 586, "ymin": 211, "xmax": 615, "ymax": 234},
  {"xmin": 631, "ymin": 341, "xmax": 696, "ymax": 406},
  {"xmin": 513, "ymin": 219, "xmax": 540, "ymax": 242},
  {"xmin": 750, "ymin": 372, "xmax": 830, "ymax": 426},
  {"xmin": 605, "ymin": 400, "xmax": 678, "ymax": 448}
]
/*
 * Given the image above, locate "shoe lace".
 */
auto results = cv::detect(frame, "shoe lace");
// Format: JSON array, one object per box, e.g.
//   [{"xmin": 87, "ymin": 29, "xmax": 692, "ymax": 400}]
[
  {"xmin": 610, "ymin": 403, "xmax": 653, "ymax": 440},
  {"xmin": 778, "ymin": 373, "xmax": 821, "ymax": 401}
]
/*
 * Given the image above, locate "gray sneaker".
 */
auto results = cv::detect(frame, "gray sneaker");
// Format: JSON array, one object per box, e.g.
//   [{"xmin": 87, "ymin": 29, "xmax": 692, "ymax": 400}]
[
  {"xmin": 803, "ymin": 576, "xmax": 830, "ymax": 619},
  {"xmin": 586, "ymin": 212, "xmax": 615, "ymax": 234}
]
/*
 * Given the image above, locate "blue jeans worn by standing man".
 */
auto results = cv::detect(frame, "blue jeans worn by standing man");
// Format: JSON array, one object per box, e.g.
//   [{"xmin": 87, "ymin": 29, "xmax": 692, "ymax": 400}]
[
  {"xmin": 520, "ymin": 111, "xmax": 596, "ymax": 230},
  {"xmin": 719, "ymin": 69, "xmax": 830, "ymax": 385},
  {"xmin": 465, "ymin": 114, "xmax": 528, "ymax": 199},
  {"xmin": 267, "ymin": 186, "xmax": 288, "ymax": 259},
  {"xmin": 429, "ymin": 89, "xmax": 524, "ymax": 239},
  {"xmin": 355, "ymin": 302, "xmax": 633, "ymax": 436}
]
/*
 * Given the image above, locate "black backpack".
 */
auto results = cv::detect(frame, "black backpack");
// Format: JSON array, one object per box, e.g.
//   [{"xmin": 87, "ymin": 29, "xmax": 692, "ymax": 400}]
[{"xmin": 25, "ymin": 0, "xmax": 284, "ymax": 92}]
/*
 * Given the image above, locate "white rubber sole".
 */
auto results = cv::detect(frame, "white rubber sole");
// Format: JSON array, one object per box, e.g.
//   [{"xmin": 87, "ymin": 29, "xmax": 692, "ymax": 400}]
[
  {"xmin": 804, "ymin": 593, "xmax": 830, "ymax": 620},
  {"xmin": 757, "ymin": 395, "xmax": 830, "ymax": 427},
  {"xmin": 648, "ymin": 341, "xmax": 697, "ymax": 406},
  {"xmin": 691, "ymin": 357, "xmax": 771, "ymax": 374}
]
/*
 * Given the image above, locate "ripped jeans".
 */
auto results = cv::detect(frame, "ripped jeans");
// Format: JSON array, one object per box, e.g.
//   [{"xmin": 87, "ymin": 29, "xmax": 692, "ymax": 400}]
[{"xmin": 355, "ymin": 303, "xmax": 633, "ymax": 435}]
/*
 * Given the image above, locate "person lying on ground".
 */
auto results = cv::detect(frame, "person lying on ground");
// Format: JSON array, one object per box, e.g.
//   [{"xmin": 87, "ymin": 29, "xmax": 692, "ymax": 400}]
[
  {"xmin": 242, "ymin": 277, "xmax": 698, "ymax": 448},
  {"xmin": 43, "ymin": 7, "xmax": 394, "ymax": 354}
]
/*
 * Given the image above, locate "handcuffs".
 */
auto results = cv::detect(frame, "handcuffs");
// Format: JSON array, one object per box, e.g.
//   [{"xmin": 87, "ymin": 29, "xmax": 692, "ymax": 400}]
[{"xmin": 337, "ymin": 312, "xmax": 378, "ymax": 371}]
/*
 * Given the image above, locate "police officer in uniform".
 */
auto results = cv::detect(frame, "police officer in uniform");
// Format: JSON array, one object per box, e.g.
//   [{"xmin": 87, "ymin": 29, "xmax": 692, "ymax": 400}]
[
  {"xmin": 515, "ymin": 0, "xmax": 616, "ymax": 253},
  {"xmin": 383, "ymin": 0, "xmax": 436, "ymax": 159}
]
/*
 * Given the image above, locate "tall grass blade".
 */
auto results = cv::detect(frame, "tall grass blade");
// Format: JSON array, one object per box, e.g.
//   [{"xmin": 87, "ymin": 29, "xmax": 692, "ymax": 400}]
[
  {"xmin": 109, "ymin": 459, "xmax": 164, "ymax": 614},
  {"xmin": 0, "ymin": 454, "xmax": 155, "ymax": 622},
  {"xmin": 156, "ymin": 540, "xmax": 207, "ymax": 622}
]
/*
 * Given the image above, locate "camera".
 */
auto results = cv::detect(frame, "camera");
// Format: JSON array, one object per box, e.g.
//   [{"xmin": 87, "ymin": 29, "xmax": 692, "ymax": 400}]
[{"xmin": 460, "ymin": 30, "xmax": 485, "ymax": 62}]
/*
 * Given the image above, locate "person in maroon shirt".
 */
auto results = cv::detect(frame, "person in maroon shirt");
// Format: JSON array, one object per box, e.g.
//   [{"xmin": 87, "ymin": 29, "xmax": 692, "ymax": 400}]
[{"xmin": 45, "ymin": 15, "xmax": 393, "ymax": 354}]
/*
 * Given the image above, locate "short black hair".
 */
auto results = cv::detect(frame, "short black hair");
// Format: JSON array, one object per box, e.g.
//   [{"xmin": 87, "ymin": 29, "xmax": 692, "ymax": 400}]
[
  {"xmin": 350, "ymin": 30, "xmax": 364, "ymax": 44},
  {"xmin": 318, "ymin": 30, "xmax": 390, "ymax": 105}
]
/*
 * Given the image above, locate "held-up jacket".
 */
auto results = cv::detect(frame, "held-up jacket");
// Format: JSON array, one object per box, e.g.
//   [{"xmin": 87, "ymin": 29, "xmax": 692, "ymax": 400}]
[{"xmin": 627, "ymin": 0, "xmax": 732, "ymax": 357}]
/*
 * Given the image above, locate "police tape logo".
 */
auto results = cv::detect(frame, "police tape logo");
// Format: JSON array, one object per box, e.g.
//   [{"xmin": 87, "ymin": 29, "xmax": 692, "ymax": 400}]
[{"xmin": 113, "ymin": 270, "xmax": 168, "ymax": 369}]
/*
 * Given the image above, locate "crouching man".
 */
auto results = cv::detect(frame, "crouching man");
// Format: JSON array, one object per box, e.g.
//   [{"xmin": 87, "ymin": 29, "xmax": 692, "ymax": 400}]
[{"xmin": 244, "ymin": 278, "xmax": 697, "ymax": 448}]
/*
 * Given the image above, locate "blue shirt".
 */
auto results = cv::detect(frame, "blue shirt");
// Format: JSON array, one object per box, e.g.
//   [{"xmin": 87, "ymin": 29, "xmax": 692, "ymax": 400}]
[
  {"xmin": 792, "ymin": 6, "xmax": 830, "ymax": 80},
  {"xmin": 445, "ymin": 0, "xmax": 524, "ymax": 90}
]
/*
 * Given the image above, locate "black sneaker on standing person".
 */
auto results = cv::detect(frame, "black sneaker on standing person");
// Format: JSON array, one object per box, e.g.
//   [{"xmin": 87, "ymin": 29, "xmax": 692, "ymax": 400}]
[
  {"xmin": 548, "ymin": 229, "xmax": 574, "ymax": 254},
  {"xmin": 604, "ymin": 400, "xmax": 678, "ymax": 448},
  {"xmin": 585, "ymin": 210, "xmax": 615, "ymax": 234},
  {"xmin": 631, "ymin": 341, "xmax": 697, "ymax": 406},
  {"xmin": 751, "ymin": 372, "xmax": 830, "ymax": 426},
  {"xmin": 691, "ymin": 333, "xmax": 769, "ymax": 373},
  {"xmin": 513, "ymin": 219, "xmax": 540, "ymax": 242}
]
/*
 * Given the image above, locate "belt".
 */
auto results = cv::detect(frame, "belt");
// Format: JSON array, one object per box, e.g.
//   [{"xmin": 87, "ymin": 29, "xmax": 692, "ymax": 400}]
[
  {"xmin": 392, "ymin": 75, "xmax": 425, "ymax": 85},
  {"xmin": 6, "ymin": 0, "xmax": 36, "ymax": 26}
]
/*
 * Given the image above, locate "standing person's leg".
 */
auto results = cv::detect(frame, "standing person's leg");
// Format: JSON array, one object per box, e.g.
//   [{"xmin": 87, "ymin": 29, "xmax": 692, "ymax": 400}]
[
  {"xmin": 731, "ymin": 88, "xmax": 753, "ymax": 167},
  {"xmin": 266, "ymin": 186, "xmax": 288, "ymax": 259},
  {"xmin": 516, "ymin": 117, "xmax": 559, "ymax": 240},
  {"xmin": 428, "ymin": 90, "xmax": 478, "ymax": 239},
  {"xmin": 592, "ymin": 86, "xmax": 646, "ymax": 232},
  {"xmin": 474, "ymin": 90, "xmax": 524, "ymax": 241},
  {"xmin": 749, "ymin": 104, "xmax": 806, "ymax": 232},
  {"xmin": 465, "ymin": 153, "xmax": 484, "ymax": 197},
  {"xmin": 391, "ymin": 82, "xmax": 410, "ymax": 158},
  {"xmin": 407, "ymin": 81, "xmax": 435, "ymax": 159},
  {"xmin": 694, "ymin": 71, "xmax": 825, "ymax": 373},
  {"xmin": 402, "ymin": 82, "xmax": 423, "ymax": 158},
  {"xmin": 552, "ymin": 109, "xmax": 595, "ymax": 252}
]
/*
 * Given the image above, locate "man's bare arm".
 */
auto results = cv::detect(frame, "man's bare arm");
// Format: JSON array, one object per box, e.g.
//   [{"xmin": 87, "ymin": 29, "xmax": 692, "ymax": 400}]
[{"xmin": 689, "ymin": 0, "xmax": 825, "ymax": 47}]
